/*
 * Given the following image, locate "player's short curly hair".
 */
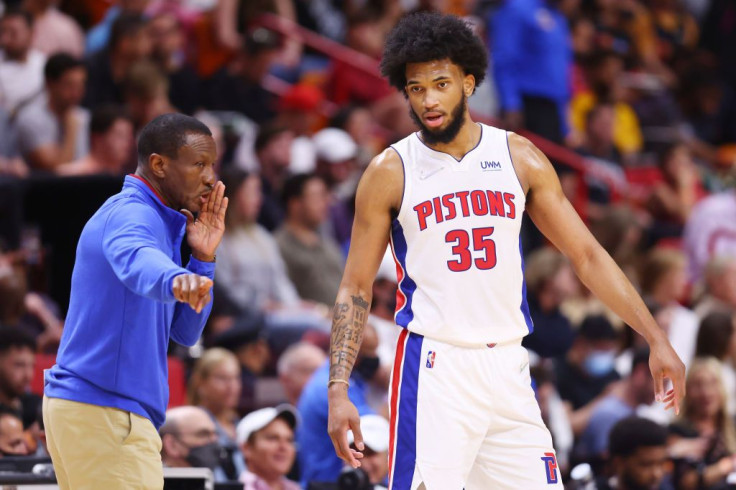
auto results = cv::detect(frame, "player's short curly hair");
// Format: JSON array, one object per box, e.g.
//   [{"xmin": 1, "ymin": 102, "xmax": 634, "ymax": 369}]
[{"xmin": 380, "ymin": 12, "xmax": 488, "ymax": 93}]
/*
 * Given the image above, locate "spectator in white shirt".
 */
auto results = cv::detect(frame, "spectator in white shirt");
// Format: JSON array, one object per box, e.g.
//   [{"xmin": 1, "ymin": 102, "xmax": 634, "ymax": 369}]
[{"xmin": 0, "ymin": 8, "xmax": 45, "ymax": 114}]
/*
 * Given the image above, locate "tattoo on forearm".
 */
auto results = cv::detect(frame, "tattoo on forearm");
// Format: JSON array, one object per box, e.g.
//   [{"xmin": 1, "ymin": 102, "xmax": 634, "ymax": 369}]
[{"xmin": 329, "ymin": 294, "xmax": 370, "ymax": 380}]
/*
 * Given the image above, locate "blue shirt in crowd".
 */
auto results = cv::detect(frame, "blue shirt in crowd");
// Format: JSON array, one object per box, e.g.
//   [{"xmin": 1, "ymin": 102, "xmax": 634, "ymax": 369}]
[
  {"xmin": 297, "ymin": 361, "xmax": 374, "ymax": 487},
  {"xmin": 490, "ymin": 0, "xmax": 572, "ymax": 132},
  {"xmin": 45, "ymin": 175, "xmax": 215, "ymax": 429}
]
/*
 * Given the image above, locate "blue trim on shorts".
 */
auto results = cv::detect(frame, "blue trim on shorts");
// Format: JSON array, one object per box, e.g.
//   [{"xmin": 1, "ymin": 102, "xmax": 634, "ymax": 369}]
[{"xmin": 393, "ymin": 332, "xmax": 423, "ymax": 490}]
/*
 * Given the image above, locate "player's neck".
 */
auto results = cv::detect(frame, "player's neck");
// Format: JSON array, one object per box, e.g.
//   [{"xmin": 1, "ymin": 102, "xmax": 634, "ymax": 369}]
[{"xmin": 424, "ymin": 117, "xmax": 480, "ymax": 161}]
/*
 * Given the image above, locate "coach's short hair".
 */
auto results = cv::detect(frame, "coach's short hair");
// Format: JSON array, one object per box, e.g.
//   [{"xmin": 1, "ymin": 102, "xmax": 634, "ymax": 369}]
[
  {"xmin": 609, "ymin": 417, "xmax": 667, "ymax": 457},
  {"xmin": 380, "ymin": 12, "xmax": 488, "ymax": 93},
  {"xmin": 137, "ymin": 113, "xmax": 211, "ymax": 164}
]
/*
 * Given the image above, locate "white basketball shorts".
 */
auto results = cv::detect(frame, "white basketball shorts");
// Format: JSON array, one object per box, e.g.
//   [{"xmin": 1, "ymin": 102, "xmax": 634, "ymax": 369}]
[{"xmin": 387, "ymin": 329, "xmax": 563, "ymax": 489}]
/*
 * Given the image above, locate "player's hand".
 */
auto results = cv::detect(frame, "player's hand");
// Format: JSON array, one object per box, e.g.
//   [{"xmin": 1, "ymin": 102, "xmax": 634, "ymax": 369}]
[
  {"xmin": 172, "ymin": 273, "xmax": 213, "ymax": 313},
  {"xmin": 182, "ymin": 181, "xmax": 228, "ymax": 262},
  {"xmin": 649, "ymin": 336, "xmax": 686, "ymax": 415},
  {"xmin": 328, "ymin": 387, "xmax": 364, "ymax": 468}
]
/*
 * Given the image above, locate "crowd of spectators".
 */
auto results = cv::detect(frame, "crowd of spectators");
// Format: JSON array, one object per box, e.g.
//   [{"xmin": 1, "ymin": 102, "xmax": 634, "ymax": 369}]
[{"xmin": 0, "ymin": 0, "xmax": 735, "ymax": 488}]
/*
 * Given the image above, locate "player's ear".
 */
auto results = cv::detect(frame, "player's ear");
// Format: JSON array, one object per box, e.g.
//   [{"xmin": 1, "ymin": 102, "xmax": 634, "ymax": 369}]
[
  {"xmin": 148, "ymin": 153, "xmax": 167, "ymax": 178},
  {"xmin": 463, "ymin": 74, "xmax": 475, "ymax": 97}
]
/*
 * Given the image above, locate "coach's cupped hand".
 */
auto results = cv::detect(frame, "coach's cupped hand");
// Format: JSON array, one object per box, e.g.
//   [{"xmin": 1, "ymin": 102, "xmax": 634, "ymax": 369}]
[
  {"xmin": 181, "ymin": 180, "xmax": 229, "ymax": 262},
  {"xmin": 649, "ymin": 336, "xmax": 686, "ymax": 415},
  {"xmin": 328, "ymin": 388, "xmax": 365, "ymax": 468},
  {"xmin": 172, "ymin": 274, "xmax": 213, "ymax": 313}
]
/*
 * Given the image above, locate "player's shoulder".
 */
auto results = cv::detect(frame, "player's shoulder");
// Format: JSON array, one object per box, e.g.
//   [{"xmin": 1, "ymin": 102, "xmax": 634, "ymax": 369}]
[
  {"xmin": 506, "ymin": 131, "xmax": 554, "ymax": 194},
  {"xmin": 363, "ymin": 147, "xmax": 404, "ymax": 181},
  {"xmin": 102, "ymin": 191, "xmax": 165, "ymax": 230}
]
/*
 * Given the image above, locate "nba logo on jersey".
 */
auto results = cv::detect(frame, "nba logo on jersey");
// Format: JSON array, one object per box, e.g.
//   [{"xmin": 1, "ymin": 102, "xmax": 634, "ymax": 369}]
[
  {"xmin": 426, "ymin": 351, "xmax": 436, "ymax": 369},
  {"xmin": 540, "ymin": 452, "xmax": 558, "ymax": 484}
]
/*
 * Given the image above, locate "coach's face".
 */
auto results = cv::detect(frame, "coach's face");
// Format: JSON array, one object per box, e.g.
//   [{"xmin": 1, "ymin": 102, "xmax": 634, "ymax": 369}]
[
  {"xmin": 404, "ymin": 59, "xmax": 474, "ymax": 139},
  {"xmin": 155, "ymin": 133, "xmax": 217, "ymax": 212}
]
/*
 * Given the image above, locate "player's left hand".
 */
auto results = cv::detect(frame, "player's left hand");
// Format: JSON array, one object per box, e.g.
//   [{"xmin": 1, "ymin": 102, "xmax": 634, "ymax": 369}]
[
  {"xmin": 182, "ymin": 181, "xmax": 228, "ymax": 261},
  {"xmin": 649, "ymin": 336, "xmax": 686, "ymax": 415}
]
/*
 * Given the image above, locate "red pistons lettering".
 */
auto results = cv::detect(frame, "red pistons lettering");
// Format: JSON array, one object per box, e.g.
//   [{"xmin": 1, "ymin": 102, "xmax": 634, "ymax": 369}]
[{"xmin": 413, "ymin": 190, "xmax": 517, "ymax": 231}]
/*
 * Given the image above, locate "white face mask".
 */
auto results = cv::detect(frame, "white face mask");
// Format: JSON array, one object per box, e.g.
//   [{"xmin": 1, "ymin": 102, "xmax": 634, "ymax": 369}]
[{"xmin": 583, "ymin": 350, "xmax": 616, "ymax": 378}]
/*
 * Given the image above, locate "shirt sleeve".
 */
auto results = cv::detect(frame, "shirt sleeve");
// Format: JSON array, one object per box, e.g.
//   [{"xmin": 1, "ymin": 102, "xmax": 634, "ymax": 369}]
[
  {"xmin": 15, "ymin": 106, "xmax": 57, "ymax": 157},
  {"xmin": 169, "ymin": 256, "xmax": 216, "ymax": 347},
  {"xmin": 102, "ymin": 202, "xmax": 188, "ymax": 303},
  {"xmin": 491, "ymin": 4, "xmax": 525, "ymax": 112}
]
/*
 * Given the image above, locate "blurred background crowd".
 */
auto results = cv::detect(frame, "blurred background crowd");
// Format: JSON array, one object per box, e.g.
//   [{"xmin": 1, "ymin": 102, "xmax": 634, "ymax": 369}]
[{"xmin": 0, "ymin": 0, "xmax": 735, "ymax": 488}]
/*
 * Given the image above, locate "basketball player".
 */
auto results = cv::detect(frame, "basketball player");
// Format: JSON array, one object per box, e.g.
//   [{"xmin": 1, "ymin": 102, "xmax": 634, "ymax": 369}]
[{"xmin": 327, "ymin": 12, "xmax": 685, "ymax": 490}]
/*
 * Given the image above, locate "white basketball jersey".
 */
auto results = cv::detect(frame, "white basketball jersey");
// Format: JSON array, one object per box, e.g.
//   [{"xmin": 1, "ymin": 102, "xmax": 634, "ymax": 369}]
[{"xmin": 389, "ymin": 123, "xmax": 533, "ymax": 346}]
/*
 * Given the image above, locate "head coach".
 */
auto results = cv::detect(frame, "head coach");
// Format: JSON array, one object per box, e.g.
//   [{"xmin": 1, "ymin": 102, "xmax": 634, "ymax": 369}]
[{"xmin": 42, "ymin": 113, "xmax": 228, "ymax": 489}]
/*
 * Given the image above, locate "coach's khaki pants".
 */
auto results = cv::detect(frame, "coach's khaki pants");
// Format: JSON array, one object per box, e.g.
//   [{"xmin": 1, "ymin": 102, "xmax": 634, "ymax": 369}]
[{"xmin": 43, "ymin": 396, "xmax": 164, "ymax": 490}]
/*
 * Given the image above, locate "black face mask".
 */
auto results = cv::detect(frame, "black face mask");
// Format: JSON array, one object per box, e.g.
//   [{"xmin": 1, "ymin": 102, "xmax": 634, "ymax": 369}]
[
  {"xmin": 185, "ymin": 441, "xmax": 226, "ymax": 470},
  {"xmin": 354, "ymin": 356, "xmax": 380, "ymax": 381}
]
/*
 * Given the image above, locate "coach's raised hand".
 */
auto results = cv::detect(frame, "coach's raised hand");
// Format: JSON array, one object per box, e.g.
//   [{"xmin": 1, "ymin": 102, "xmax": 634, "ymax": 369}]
[{"xmin": 181, "ymin": 180, "xmax": 228, "ymax": 262}]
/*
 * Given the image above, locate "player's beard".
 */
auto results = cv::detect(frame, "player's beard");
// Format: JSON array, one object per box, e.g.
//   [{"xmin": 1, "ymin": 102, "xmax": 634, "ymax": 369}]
[{"xmin": 409, "ymin": 95, "xmax": 467, "ymax": 146}]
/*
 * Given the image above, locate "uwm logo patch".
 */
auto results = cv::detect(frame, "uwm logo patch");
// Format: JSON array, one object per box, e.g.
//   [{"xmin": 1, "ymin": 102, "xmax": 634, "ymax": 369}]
[
  {"xmin": 540, "ymin": 452, "xmax": 558, "ymax": 484},
  {"xmin": 480, "ymin": 160, "xmax": 501, "ymax": 171}
]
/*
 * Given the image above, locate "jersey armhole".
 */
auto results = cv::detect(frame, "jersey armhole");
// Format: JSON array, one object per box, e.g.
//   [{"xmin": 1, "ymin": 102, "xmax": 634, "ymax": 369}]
[
  {"xmin": 505, "ymin": 131, "xmax": 527, "ymax": 197},
  {"xmin": 388, "ymin": 145, "xmax": 409, "ymax": 223}
]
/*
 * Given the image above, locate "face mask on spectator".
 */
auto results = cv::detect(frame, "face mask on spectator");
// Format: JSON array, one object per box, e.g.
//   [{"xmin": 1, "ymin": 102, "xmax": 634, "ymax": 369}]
[
  {"xmin": 185, "ymin": 441, "xmax": 225, "ymax": 470},
  {"xmin": 583, "ymin": 350, "xmax": 616, "ymax": 378},
  {"xmin": 354, "ymin": 356, "xmax": 380, "ymax": 381}
]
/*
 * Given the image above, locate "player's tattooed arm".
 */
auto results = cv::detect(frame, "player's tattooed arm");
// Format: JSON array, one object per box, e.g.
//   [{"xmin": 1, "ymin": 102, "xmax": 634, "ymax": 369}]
[{"xmin": 329, "ymin": 294, "xmax": 370, "ymax": 382}]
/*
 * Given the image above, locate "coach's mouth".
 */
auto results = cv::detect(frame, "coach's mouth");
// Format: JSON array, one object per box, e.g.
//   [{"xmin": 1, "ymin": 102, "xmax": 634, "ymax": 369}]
[
  {"xmin": 199, "ymin": 192, "xmax": 211, "ymax": 206},
  {"xmin": 423, "ymin": 112, "xmax": 445, "ymax": 128}
]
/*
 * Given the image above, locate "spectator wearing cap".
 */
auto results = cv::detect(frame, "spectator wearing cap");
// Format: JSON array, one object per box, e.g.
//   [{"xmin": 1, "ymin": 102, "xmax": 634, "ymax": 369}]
[
  {"xmin": 521, "ymin": 248, "xmax": 579, "ymax": 359},
  {"xmin": 0, "ymin": 8, "xmax": 46, "ymax": 114},
  {"xmin": 205, "ymin": 27, "xmax": 282, "ymax": 124},
  {"xmin": 277, "ymin": 342, "xmax": 327, "ymax": 406},
  {"xmin": 15, "ymin": 53, "xmax": 89, "ymax": 171},
  {"xmin": 296, "ymin": 324, "xmax": 380, "ymax": 486},
  {"xmin": 276, "ymin": 83, "xmax": 325, "ymax": 175},
  {"xmin": 255, "ymin": 124, "xmax": 294, "ymax": 231},
  {"xmin": 187, "ymin": 348, "xmax": 245, "ymax": 481},
  {"xmin": 554, "ymin": 315, "xmax": 622, "ymax": 412},
  {"xmin": 83, "ymin": 12, "xmax": 152, "ymax": 109},
  {"xmin": 160, "ymin": 406, "xmax": 224, "ymax": 473},
  {"xmin": 213, "ymin": 316, "xmax": 272, "ymax": 416},
  {"xmin": 313, "ymin": 127, "xmax": 359, "ymax": 250},
  {"xmin": 275, "ymin": 173, "xmax": 344, "ymax": 306},
  {"xmin": 329, "ymin": 105, "xmax": 385, "ymax": 167},
  {"xmin": 347, "ymin": 414, "xmax": 390, "ymax": 488},
  {"xmin": 596, "ymin": 417, "xmax": 669, "ymax": 490},
  {"xmin": 56, "ymin": 104, "xmax": 134, "ymax": 176},
  {"xmin": 236, "ymin": 404, "xmax": 300, "ymax": 490},
  {"xmin": 576, "ymin": 348, "xmax": 655, "ymax": 468}
]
